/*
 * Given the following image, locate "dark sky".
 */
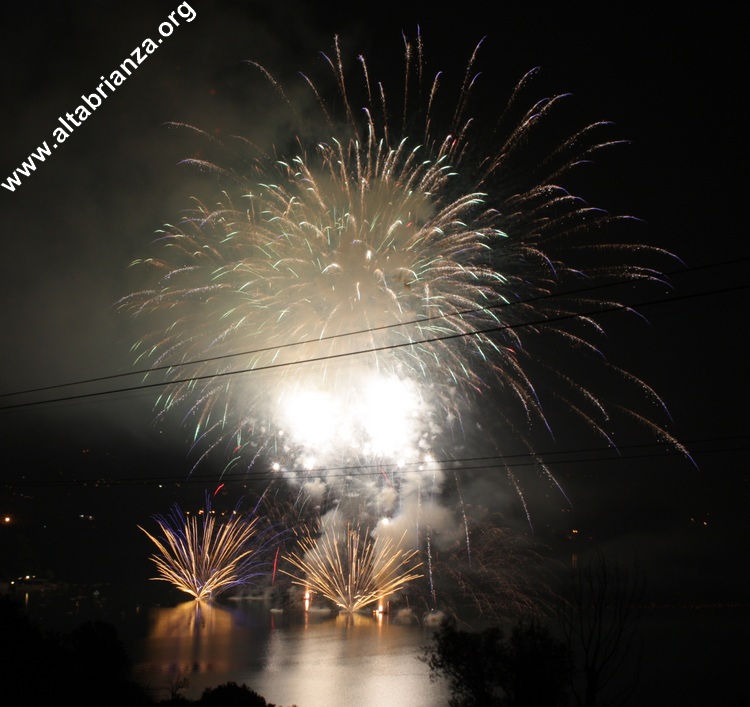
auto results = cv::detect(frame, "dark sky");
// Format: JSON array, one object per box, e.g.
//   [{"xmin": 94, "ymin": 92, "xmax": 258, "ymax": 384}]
[{"xmin": 0, "ymin": 1, "xmax": 746, "ymax": 602}]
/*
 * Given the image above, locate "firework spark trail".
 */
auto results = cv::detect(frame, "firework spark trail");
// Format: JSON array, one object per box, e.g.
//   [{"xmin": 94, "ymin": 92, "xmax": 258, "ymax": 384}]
[
  {"xmin": 281, "ymin": 521, "xmax": 423, "ymax": 613},
  {"xmin": 425, "ymin": 525, "xmax": 436, "ymax": 609},
  {"xmin": 139, "ymin": 495, "xmax": 282, "ymax": 601},
  {"xmin": 454, "ymin": 471, "xmax": 471, "ymax": 568},
  {"xmin": 119, "ymin": 32, "xmax": 685, "ymax": 489},
  {"xmin": 433, "ymin": 516, "xmax": 556, "ymax": 622}
]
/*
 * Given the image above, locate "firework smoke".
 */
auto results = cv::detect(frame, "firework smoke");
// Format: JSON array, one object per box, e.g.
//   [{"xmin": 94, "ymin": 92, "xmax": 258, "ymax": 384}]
[{"xmin": 119, "ymin": 33, "xmax": 684, "ymax": 493}]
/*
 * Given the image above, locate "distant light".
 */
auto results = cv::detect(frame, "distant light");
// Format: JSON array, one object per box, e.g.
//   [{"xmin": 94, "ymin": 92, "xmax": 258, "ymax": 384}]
[{"xmin": 3, "ymin": 516, "xmax": 10, "ymax": 524}]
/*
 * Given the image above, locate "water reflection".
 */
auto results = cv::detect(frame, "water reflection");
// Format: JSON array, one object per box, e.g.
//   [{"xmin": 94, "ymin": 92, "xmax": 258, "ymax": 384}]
[
  {"xmin": 144, "ymin": 600, "xmax": 241, "ymax": 675},
  {"xmin": 133, "ymin": 600, "xmax": 449, "ymax": 706}
]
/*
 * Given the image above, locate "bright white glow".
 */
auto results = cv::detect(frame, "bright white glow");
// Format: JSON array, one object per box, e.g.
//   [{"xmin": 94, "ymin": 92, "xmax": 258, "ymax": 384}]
[
  {"xmin": 277, "ymin": 371, "xmax": 425, "ymax": 466},
  {"xmin": 281, "ymin": 390, "xmax": 342, "ymax": 450},
  {"xmin": 357, "ymin": 375, "xmax": 421, "ymax": 458}
]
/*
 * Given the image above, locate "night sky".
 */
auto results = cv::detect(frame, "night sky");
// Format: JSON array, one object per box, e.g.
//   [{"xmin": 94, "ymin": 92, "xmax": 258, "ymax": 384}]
[{"xmin": 1, "ymin": 0, "xmax": 746, "ymax": 611}]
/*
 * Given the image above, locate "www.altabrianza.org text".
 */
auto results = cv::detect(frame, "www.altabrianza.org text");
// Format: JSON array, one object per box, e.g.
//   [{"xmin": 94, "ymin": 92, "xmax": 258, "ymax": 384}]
[{"xmin": 2, "ymin": 2, "xmax": 196, "ymax": 193}]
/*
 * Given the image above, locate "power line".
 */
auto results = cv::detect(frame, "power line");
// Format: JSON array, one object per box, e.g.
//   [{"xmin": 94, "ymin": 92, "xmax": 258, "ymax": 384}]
[
  {"xmin": 4, "ymin": 436, "xmax": 744, "ymax": 489},
  {"xmin": 3, "ymin": 255, "xmax": 747, "ymax": 403},
  {"xmin": 1, "ymin": 274, "xmax": 747, "ymax": 414}
]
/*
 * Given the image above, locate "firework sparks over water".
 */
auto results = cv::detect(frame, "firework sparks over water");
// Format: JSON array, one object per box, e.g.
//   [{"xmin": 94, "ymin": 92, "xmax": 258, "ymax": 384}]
[
  {"xmin": 139, "ymin": 496, "xmax": 280, "ymax": 601},
  {"xmin": 282, "ymin": 520, "xmax": 423, "ymax": 614},
  {"xmin": 122, "ymin": 31, "xmax": 687, "ymax": 595}
]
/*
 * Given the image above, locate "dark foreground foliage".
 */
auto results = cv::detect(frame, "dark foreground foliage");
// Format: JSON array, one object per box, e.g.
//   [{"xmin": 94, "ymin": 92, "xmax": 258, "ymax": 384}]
[
  {"xmin": 423, "ymin": 618, "xmax": 570, "ymax": 707},
  {"xmin": 0, "ymin": 596, "xmax": 295, "ymax": 706}
]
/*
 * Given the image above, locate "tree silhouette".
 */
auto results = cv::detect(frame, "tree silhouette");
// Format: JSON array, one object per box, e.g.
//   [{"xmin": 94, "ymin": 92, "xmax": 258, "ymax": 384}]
[
  {"xmin": 424, "ymin": 620, "xmax": 507, "ymax": 705},
  {"xmin": 556, "ymin": 552, "xmax": 645, "ymax": 707},
  {"xmin": 0, "ymin": 596, "xmax": 305, "ymax": 706},
  {"xmin": 507, "ymin": 619, "xmax": 571, "ymax": 707},
  {"xmin": 423, "ymin": 618, "xmax": 570, "ymax": 706},
  {"xmin": 0, "ymin": 596, "xmax": 152, "ymax": 705},
  {"xmin": 199, "ymin": 681, "xmax": 272, "ymax": 706}
]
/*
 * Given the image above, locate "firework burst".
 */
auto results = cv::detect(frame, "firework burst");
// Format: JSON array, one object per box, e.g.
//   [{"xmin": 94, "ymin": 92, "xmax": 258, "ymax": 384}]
[
  {"xmin": 119, "ymin": 32, "xmax": 687, "ymax": 516},
  {"xmin": 139, "ymin": 496, "xmax": 280, "ymax": 601},
  {"xmin": 281, "ymin": 521, "xmax": 423, "ymax": 613}
]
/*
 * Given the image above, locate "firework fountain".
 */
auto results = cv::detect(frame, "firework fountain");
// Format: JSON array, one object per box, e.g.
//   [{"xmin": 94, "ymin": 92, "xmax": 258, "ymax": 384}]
[
  {"xmin": 123, "ymin": 33, "xmax": 686, "ymax": 615},
  {"xmin": 282, "ymin": 519, "xmax": 423, "ymax": 614},
  {"xmin": 139, "ymin": 496, "xmax": 281, "ymax": 601}
]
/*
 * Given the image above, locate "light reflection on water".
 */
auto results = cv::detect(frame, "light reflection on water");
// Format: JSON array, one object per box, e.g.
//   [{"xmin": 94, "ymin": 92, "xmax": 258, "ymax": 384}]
[{"xmin": 132, "ymin": 600, "xmax": 450, "ymax": 706}]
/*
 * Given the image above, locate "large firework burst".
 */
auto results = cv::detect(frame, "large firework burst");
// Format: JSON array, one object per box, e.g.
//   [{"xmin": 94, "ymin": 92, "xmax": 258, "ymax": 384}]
[
  {"xmin": 139, "ymin": 497, "xmax": 279, "ymax": 601},
  {"xmin": 119, "ymin": 33, "xmax": 686, "ymax": 508}
]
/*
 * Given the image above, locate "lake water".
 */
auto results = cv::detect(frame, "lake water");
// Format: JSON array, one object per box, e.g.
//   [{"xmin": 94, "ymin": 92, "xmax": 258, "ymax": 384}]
[
  {"xmin": 13, "ymin": 581, "xmax": 450, "ymax": 705},
  {"xmin": 104, "ymin": 596, "xmax": 750, "ymax": 707},
  {"xmin": 130, "ymin": 598, "xmax": 451, "ymax": 706},
  {"xmin": 15, "ymin": 583, "xmax": 750, "ymax": 707}
]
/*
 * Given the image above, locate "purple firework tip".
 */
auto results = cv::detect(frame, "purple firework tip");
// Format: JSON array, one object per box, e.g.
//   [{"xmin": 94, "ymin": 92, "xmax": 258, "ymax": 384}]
[{"xmin": 139, "ymin": 493, "xmax": 285, "ymax": 601}]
